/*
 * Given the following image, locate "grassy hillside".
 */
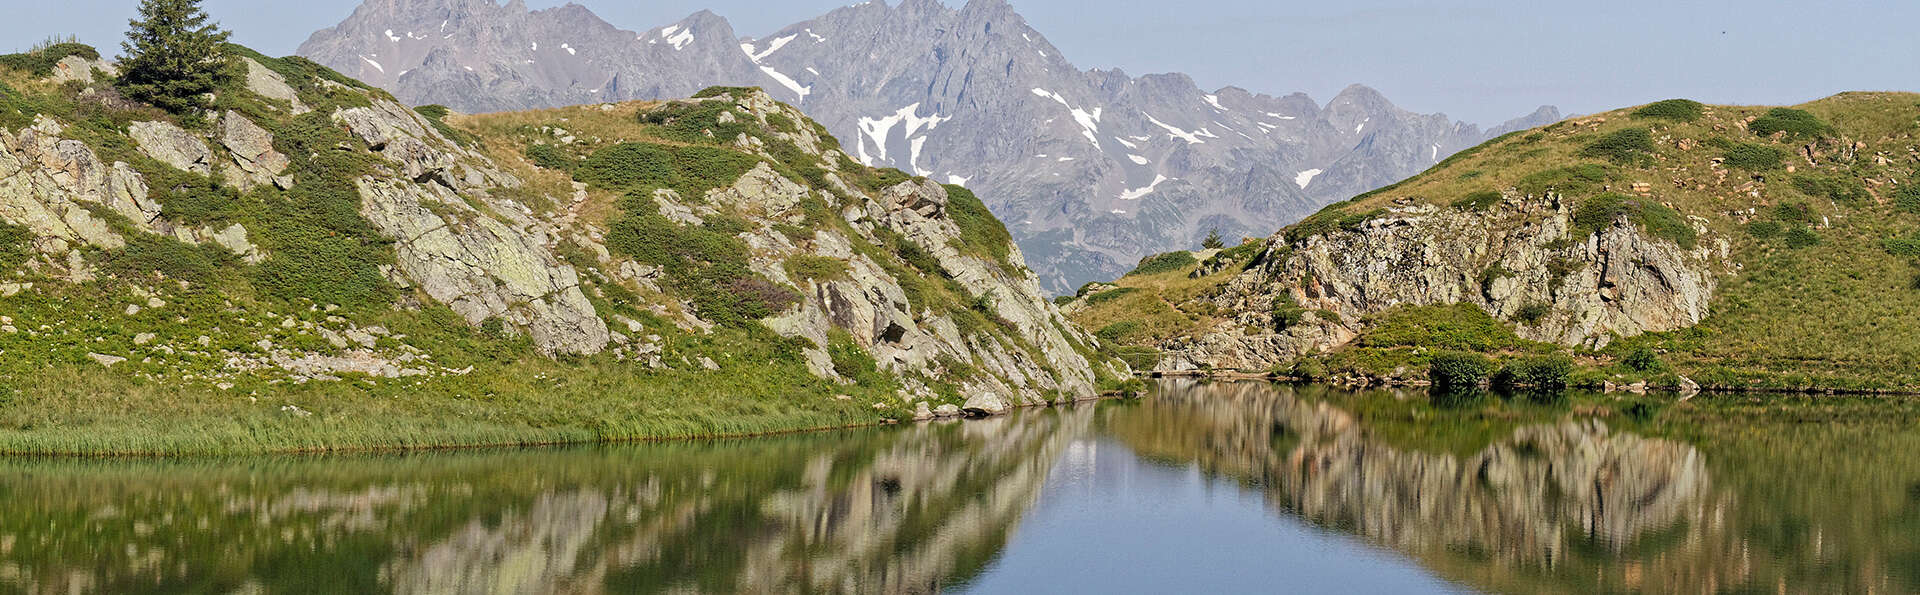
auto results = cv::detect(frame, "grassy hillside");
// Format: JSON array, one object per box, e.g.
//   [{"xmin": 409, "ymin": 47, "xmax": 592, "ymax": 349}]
[
  {"xmin": 1073, "ymin": 92, "xmax": 1920, "ymax": 392},
  {"xmin": 0, "ymin": 43, "xmax": 1120, "ymax": 455}
]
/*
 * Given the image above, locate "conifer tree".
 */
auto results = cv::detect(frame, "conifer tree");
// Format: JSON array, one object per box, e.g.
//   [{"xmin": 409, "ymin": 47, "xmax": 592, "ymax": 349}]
[
  {"xmin": 118, "ymin": 0, "xmax": 232, "ymax": 114},
  {"xmin": 1202, "ymin": 228, "xmax": 1225, "ymax": 250}
]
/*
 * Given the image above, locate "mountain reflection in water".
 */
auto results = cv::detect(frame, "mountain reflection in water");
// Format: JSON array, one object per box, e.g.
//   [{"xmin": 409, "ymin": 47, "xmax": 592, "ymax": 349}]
[{"xmin": 3, "ymin": 379, "xmax": 1919, "ymax": 593}]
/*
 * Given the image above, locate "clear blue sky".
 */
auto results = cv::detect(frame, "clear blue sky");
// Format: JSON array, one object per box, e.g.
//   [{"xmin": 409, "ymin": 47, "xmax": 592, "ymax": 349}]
[{"xmin": 7, "ymin": 0, "xmax": 1915, "ymax": 125}]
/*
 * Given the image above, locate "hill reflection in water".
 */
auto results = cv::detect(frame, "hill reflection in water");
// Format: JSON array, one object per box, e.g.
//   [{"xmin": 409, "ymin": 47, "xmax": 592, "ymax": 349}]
[{"xmin": 3, "ymin": 379, "xmax": 1919, "ymax": 593}]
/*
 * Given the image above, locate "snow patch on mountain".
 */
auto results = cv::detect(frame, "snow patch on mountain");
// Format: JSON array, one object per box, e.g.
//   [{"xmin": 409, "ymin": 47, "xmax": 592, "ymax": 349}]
[
  {"xmin": 1294, "ymin": 169, "xmax": 1323, "ymax": 189},
  {"xmin": 1031, "ymin": 88, "xmax": 1102, "ymax": 148},
  {"xmin": 1119, "ymin": 174, "xmax": 1171, "ymax": 200},
  {"xmin": 1144, "ymin": 113, "xmax": 1204, "ymax": 145}
]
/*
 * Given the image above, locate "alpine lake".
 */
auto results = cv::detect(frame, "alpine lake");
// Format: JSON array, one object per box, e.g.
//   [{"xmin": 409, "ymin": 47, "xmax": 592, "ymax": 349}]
[{"xmin": 4, "ymin": 378, "xmax": 1918, "ymax": 594}]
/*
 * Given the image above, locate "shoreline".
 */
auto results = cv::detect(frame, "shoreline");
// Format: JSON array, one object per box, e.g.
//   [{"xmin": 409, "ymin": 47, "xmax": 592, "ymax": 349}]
[
  {"xmin": 0, "ymin": 390, "xmax": 1143, "ymax": 460},
  {"xmin": 1144, "ymin": 369, "xmax": 1920, "ymax": 397}
]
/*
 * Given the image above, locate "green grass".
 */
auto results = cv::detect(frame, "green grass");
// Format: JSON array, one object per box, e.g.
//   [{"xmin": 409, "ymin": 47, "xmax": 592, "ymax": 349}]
[
  {"xmin": 1749, "ymin": 107, "xmax": 1834, "ymax": 139},
  {"xmin": 1579, "ymin": 128, "xmax": 1656, "ymax": 165},
  {"xmin": 1572, "ymin": 192, "xmax": 1697, "ymax": 248}
]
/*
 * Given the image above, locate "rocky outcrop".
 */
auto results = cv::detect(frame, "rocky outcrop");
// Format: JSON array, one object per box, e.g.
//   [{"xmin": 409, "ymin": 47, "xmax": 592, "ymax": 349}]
[
  {"xmin": 335, "ymin": 98, "xmax": 510, "ymax": 193},
  {"xmin": 240, "ymin": 57, "xmax": 312, "ymax": 114},
  {"xmin": 216, "ymin": 111, "xmax": 293, "ymax": 191},
  {"xmin": 0, "ymin": 116, "xmax": 160, "ymax": 251},
  {"xmin": 128, "ymin": 120, "xmax": 212, "ymax": 175},
  {"xmin": 358, "ymin": 176, "xmax": 609, "ymax": 355},
  {"xmin": 1160, "ymin": 195, "xmax": 1727, "ymax": 371}
]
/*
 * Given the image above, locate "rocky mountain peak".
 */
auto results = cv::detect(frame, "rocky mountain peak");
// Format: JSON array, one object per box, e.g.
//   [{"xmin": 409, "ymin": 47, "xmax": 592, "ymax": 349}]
[{"xmin": 301, "ymin": 0, "xmax": 1562, "ymax": 294}]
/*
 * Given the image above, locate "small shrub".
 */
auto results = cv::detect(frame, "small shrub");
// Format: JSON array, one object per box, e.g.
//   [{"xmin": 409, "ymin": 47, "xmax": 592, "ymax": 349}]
[
  {"xmin": 0, "ymin": 42, "xmax": 101, "ymax": 76},
  {"xmin": 942, "ymin": 184, "xmax": 1016, "ymax": 272},
  {"xmin": 1516, "ymin": 164, "xmax": 1609, "ymax": 197},
  {"xmin": 691, "ymin": 86, "xmax": 759, "ymax": 99},
  {"xmin": 1622, "ymin": 345, "xmax": 1665, "ymax": 372},
  {"xmin": 412, "ymin": 104, "xmax": 475, "ymax": 147},
  {"xmin": 1271, "ymin": 294, "xmax": 1307, "ymax": 332},
  {"xmin": 1361, "ymin": 303, "xmax": 1522, "ymax": 352},
  {"xmin": 1631, "ymin": 99, "xmax": 1705, "ymax": 122},
  {"xmin": 1791, "ymin": 174, "xmax": 1868, "ymax": 205},
  {"xmin": 1573, "ymin": 193, "xmax": 1696, "ymax": 248},
  {"xmin": 1747, "ymin": 220, "xmax": 1783, "ymax": 239},
  {"xmin": 1883, "ymin": 232, "xmax": 1920, "ymax": 257},
  {"xmin": 1496, "ymin": 354, "xmax": 1575, "ymax": 390},
  {"xmin": 1513, "ymin": 302, "xmax": 1552, "ymax": 324},
  {"xmin": 1783, "ymin": 226, "xmax": 1820, "ymax": 249},
  {"xmin": 1288, "ymin": 358, "xmax": 1328, "ymax": 382},
  {"xmin": 1095, "ymin": 321, "xmax": 1142, "ymax": 344},
  {"xmin": 524, "ymin": 144, "xmax": 576, "ymax": 171},
  {"xmin": 783, "ymin": 254, "xmax": 847, "ymax": 282},
  {"xmin": 1451, "ymin": 190, "xmax": 1501, "ymax": 211},
  {"xmin": 1748, "ymin": 108, "xmax": 1832, "ymax": 139},
  {"xmin": 1084, "ymin": 287, "xmax": 1138, "ymax": 306},
  {"xmin": 1772, "ymin": 202, "xmax": 1814, "ymax": 223},
  {"xmin": 1579, "ymin": 128, "xmax": 1656, "ymax": 164},
  {"xmin": 1428, "ymin": 351, "xmax": 1494, "ymax": 388},
  {"xmin": 826, "ymin": 330, "xmax": 891, "ymax": 387},
  {"xmin": 1895, "ymin": 185, "xmax": 1920, "ymax": 214},
  {"xmin": 1127, "ymin": 251, "xmax": 1198, "ymax": 276},
  {"xmin": 1722, "ymin": 142, "xmax": 1786, "ymax": 171},
  {"xmin": 0, "ymin": 222, "xmax": 33, "ymax": 270},
  {"xmin": 1479, "ymin": 263, "xmax": 1514, "ymax": 293}
]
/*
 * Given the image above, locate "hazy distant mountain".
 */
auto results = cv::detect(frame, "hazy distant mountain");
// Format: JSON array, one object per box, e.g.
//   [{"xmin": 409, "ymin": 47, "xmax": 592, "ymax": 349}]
[{"xmin": 299, "ymin": 0, "xmax": 1561, "ymax": 293}]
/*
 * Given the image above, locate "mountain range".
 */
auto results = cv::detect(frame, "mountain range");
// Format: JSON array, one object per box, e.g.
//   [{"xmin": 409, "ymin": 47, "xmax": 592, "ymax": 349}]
[{"xmin": 298, "ymin": 0, "xmax": 1562, "ymax": 293}]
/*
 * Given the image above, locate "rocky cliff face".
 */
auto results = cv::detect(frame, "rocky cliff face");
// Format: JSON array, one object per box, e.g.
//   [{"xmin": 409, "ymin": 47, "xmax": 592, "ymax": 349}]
[
  {"xmin": 1157, "ymin": 195, "xmax": 1729, "ymax": 372},
  {"xmin": 298, "ymin": 0, "xmax": 1563, "ymax": 294}
]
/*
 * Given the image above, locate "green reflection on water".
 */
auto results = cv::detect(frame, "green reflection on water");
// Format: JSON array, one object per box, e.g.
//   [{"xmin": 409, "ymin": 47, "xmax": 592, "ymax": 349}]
[{"xmin": 1, "ymin": 380, "xmax": 1918, "ymax": 594}]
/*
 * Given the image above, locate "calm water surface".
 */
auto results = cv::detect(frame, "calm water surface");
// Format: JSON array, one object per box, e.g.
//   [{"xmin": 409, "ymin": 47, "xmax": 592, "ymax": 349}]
[{"xmin": 4, "ymin": 379, "xmax": 1920, "ymax": 593}]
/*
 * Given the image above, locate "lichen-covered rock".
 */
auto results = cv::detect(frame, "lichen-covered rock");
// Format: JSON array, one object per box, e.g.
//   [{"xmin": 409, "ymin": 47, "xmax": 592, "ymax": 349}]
[
  {"xmin": 241, "ymin": 57, "xmax": 311, "ymax": 115},
  {"xmin": 217, "ymin": 111, "xmax": 293, "ymax": 191},
  {"xmin": 358, "ymin": 176, "xmax": 609, "ymax": 355},
  {"xmin": 0, "ymin": 116, "xmax": 164, "ymax": 251},
  {"xmin": 128, "ymin": 120, "xmax": 212, "ymax": 175},
  {"xmin": 1158, "ymin": 195, "xmax": 1726, "ymax": 371},
  {"xmin": 334, "ymin": 98, "xmax": 513, "ymax": 193}
]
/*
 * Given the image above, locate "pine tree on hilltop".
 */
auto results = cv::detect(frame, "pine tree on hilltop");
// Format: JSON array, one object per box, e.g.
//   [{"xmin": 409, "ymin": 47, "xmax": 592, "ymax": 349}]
[
  {"xmin": 118, "ymin": 0, "xmax": 232, "ymax": 114},
  {"xmin": 1202, "ymin": 228, "xmax": 1225, "ymax": 250}
]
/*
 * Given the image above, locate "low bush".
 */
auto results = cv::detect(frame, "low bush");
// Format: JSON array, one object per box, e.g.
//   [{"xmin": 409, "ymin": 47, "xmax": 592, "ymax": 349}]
[
  {"xmin": 574, "ymin": 142, "xmax": 761, "ymax": 200},
  {"xmin": 1631, "ymin": 99, "xmax": 1705, "ymax": 122},
  {"xmin": 1784, "ymin": 226, "xmax": 1821, "ymax": 249},
  {"xmin": 1791, "ymin": 174, "xmax": 1868, "ymax": 205},
  {"xmin": 604, "ymin": 197, "xmax": 796, "ymax": 326},
  {"xmin": 1772, "ymin": 202, "xmax": 1814, "ymax": 223},
  {"xmin": 1360, "ymin": 303, "xmax": 1522, "ymax": 352},
  {"xmin": 1622, "ymin": 345, "xmax": 1665, "ymax": 372},
  {"xmin": 1284, "ymin": 207, "xmax": 1387, "ymax": 244},
  {"xmin": 1451, "ymin": 190, "xmax": 1502, "ymax": 211},
  {"xmin": 1883, "ymin": 232, "xmax": 1920, "ymax": 257},
  {"xmin": 1127, "ymin": 251, "xmax": 1197, "ymax": 276},
  {"xmin": 0, "ymin": 42, "xmax": 100, "ymax": 77},
  {"xmin": 1516, "ymin": 164, "xmax": 1609, "ymax": 197},
  {"xmin": 1084, "ymin": 287, "xmax": 1138, "ymax": 306},
  {"xmin": 1288, "ymin": 358, "xmax": 1328, "ymax": 382},
  {"xmin": 1896, "ymin": 185, "xmax": 1920, "ymax": 214},
  {"xmin": 1495, "ymin": 354, "xmax": 1575, "ymax": 390},
  {"xmin": 638, "ymin": 100, "xmax": 754, "ymax": 145},
  {"xmin": 1747, "ymin": 220, "xmax": 1783, "ymax": 239},
  {"xmin": 1271, "ymin": 294, "xmax": 1307, "ymax": 332},
  {"xmin": 1095, "ymin": 321, "xmax": 1142, "ymax": 344},
  {"xmin": 1579, "ymin": 128, "xmax": 1656, "ymax": 165},
  {"xmin": 783, "ymin": 254, "xmax": 847, "ymax": 282},
  {"xmin": 1749, "ymin": 108, "xmax": 1833, "ymax": 139},
  {"xmin": 1572, "ymin": 193, "xmax": 1696, "ymax": 248},
  {"xmin": 943, "ymin": 184, "xmax": 1016, "ymax": 272},
  {"xmin": 1428, "ymin": 351, "xmax": 1494, "ymax": 388},
  {"xmin": 1513, "ymin": 302, "xmax": 1552, "ymax": 324},
  {"xmin": 1722, "ymin": 142, "xmax": 1787, "ymax": 170},
  {"xmin": 524, "ymin": 144, "xmax": 576, "ymax": 171},
  {"xmin": 0, "ymin": 222, "xmax": 34, "ymax": 270},
  {"xmin": 412, "ymin": 104, "xmax": 475, "ymax": 147}
]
